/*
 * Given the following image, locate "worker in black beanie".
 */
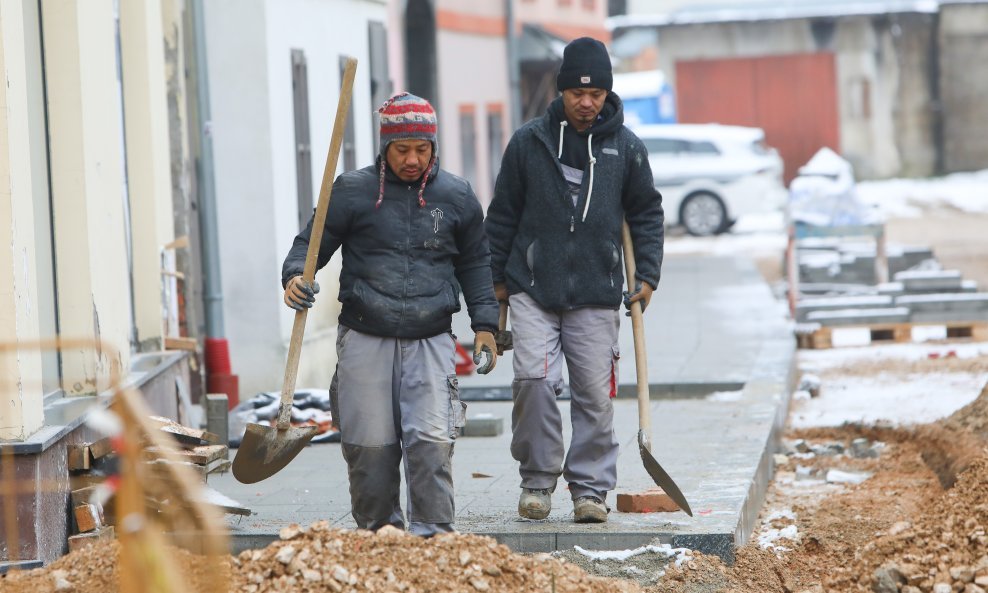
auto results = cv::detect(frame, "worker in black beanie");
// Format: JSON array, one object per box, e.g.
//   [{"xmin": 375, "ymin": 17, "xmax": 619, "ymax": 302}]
[{"xmin": 486, "ymin": 37, "xmax": 665, "ymax": 524}]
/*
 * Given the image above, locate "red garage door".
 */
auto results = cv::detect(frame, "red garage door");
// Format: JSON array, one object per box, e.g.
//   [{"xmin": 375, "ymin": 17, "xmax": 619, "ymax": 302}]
[{"xmin": 676, "ymin": 53, "xmax": 840, "ymax": 184}]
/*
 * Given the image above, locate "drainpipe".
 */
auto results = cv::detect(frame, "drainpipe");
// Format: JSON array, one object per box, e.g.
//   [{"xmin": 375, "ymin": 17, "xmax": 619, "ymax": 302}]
[
  {"xmin": 190, "ymin": 0, "xmax": 238, "ymax": 409},
  {"xmin": 506, "ymin": 0, "xmax": 523, "ymax": 130}
]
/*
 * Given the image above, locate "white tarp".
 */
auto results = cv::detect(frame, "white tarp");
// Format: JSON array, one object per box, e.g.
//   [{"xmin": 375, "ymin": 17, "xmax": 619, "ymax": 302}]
[{"xmin": 788, "ymin": 147, "xmax": 880, "ymax": 227}]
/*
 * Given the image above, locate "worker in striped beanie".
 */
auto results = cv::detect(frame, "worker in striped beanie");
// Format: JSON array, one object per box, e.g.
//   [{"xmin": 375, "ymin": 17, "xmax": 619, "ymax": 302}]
[
  {"xmin": 281, "ymin": 90, "xmax": 499, "ymax": 538},
  {"xmin": 376, "ymin": 92, "xmax": 439, "ymax": 208}
]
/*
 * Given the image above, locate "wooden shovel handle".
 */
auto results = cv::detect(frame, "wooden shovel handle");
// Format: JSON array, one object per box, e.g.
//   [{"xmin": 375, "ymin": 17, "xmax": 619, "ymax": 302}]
[
  {"xmin": 278, "ymin": 57, "xmax": 358, "ymax": 428},
  {"xmin": 621, "ymin": 221, "xmax": 651, "ymax": 443}
]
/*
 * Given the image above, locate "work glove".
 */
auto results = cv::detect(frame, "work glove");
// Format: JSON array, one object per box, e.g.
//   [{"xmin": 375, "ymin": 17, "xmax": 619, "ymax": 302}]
[
  {"xmin": 622, "ymin": 280, "xmax": 653, "ymax": 316},
  {"xmin": 493, "ymin": 282, "xmax": 508, "ymax": 304},
  {"xmin": 473, "ymin": 331, "xmax": 498, "ymax": 375},
  {"xmin": 284, "ymin": 276, "xmax": 320, "ymax": 311}
]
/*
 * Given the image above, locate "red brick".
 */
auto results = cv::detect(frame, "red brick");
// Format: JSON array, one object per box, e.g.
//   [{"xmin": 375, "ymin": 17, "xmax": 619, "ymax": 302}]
[
  {"xmin": 616, "ymin": 490, "xmax": 680, "ymax": 513},
  {"xmin": 74, "ymin": 503, "xmax": 102, "ymax": 533}
]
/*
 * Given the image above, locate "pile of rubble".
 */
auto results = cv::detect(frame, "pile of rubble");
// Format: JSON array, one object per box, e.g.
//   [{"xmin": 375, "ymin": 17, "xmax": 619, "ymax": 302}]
[
  {"xmin": 66, "ymin": 415, "xmax": 245, "ymax": 552},
  {"xmin": 1, "ymin": 521, "xmax": 643, "ymax": 593}
]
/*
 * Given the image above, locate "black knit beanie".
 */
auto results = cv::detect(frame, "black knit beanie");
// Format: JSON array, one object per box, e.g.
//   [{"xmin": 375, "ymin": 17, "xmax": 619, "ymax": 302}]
[{"xmin": 556, "ymin": 37, "xmax": 613, "ymax": 92}]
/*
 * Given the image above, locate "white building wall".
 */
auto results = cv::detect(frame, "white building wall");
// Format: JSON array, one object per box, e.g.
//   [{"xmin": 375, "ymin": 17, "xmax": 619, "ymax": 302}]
[
  {"xmin": 205, "ymin": 0, "xmax": 385, "ymax": 396},
  {"xmin": 436, "ymin": 31, "xmax": 509, "ymax": 206}
]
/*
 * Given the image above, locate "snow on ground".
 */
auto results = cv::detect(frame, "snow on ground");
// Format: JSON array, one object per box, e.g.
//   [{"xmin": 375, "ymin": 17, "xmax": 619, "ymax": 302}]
[
  {"xmin": 856, "ymin": 168, "xmax": 988, "ymax": 219},
  {"xmin": 799, "ymin": 341, "xmax": 988, "ymax": 372},
  {"xmin": 791, "ymin": 341, "xmax": 988, "ymax": 428}
]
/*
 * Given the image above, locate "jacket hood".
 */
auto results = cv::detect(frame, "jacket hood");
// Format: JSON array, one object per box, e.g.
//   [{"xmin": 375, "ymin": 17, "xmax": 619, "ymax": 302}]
[{"xmin": 546, "ymin": 92, "xmax": 624, "ymax": 138}]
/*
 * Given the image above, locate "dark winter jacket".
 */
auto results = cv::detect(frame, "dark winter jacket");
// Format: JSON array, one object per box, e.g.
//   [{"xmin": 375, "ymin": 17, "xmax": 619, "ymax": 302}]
[
  {"xmin": 485, "ymin": 93, "xmax": 664, "ymax": 310},
  {"xmin": 282, "ymin": 158, "xmax": 499, "ymax": 339}
]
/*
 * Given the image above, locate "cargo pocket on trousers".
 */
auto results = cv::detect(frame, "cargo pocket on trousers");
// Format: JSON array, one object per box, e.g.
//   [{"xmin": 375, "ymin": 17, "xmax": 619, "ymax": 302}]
[
  {"xmin": 609, "ymin": 344, "xmax": 620, "ymax": 398},
  {"xmin": 447, "ymin": 374, "xmax": 467, "ymax": 439},
  {"xmin": 514, "ymin": 333, "xmax": 549, "ymax": 380}
]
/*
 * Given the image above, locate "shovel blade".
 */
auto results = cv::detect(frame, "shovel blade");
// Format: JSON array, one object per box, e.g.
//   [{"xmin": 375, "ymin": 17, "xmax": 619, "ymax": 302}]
[
  {"xmin": 639, "ymin": 430, "xmax": 693, "ymax": 517},
  {"xmin": 232, "ymin": 423, "xmax": 318, "ymax": 484}
]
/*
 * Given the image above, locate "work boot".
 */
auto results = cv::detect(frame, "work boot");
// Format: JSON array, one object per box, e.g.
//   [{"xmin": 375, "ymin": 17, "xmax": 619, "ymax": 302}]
[
  {"xmin": 573, "ymin": 496, "xmax": 608, "ymax": 523},
  {"xmin": 518, "ymin": 487, "xmax": 553, "ymax": 520}
]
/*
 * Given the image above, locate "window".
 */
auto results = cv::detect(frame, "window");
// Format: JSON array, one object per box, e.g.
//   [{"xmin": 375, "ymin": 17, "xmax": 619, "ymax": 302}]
[
  {"xmin": 487, "ymin": 106, "xmax": 504, "ymax": 195},
  {"xmin": 459, "ymin": 106, "xmax": 477, "ymax": 187},
  {"xmin": 291, "ymin": 50, "xmax": 313, "ymax": 231},
  {"xmin": 368, "ymin": 21, "xmax": 392, "ymax": 156}
]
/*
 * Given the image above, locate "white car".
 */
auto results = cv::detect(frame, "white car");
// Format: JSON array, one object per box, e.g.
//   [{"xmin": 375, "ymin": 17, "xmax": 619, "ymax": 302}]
[{"xmin": 633, "ymin": 124, "xmax": 787, "ymax": 236}]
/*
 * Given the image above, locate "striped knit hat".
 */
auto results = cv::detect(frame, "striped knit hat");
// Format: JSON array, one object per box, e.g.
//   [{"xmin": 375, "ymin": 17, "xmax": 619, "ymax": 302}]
[{"xmin": 376, "ymin": 92, "xmax": 438, "ymax": 209}]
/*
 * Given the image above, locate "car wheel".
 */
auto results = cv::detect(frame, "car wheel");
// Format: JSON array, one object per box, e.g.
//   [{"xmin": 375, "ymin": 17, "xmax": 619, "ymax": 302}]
[{"xmin": 680, "ymin": 192, "xmax": 727, "ymax": 236}]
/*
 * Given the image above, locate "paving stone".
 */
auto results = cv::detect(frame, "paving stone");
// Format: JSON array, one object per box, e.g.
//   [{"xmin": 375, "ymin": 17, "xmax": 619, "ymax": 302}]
[
  {"xmin": 805, "ymin": 307, "xmax": 911, "ymax": 326},
  {"xmin": 894, "ymin": 269, "xmax": 964, "ymax": 292},
  {"xmin": 896, "ymin": 293, "xmax": 988, "ymax": 313},
  {"xmin": 795, "ymin": 295, "xmax": 893, "ymax": 321},
  {"xmin": 461, "ymin": 414, "xmax": 504, "ymax": 437}
]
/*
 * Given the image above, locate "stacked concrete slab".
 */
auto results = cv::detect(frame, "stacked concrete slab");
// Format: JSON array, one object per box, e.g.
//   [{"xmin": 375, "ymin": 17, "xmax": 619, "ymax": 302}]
[
  {"xmin": 797, "ymin": 240, "xmax": 934, "ymax": 286},
  {"xmin": 794, "ymin": 240, "xmax": 988, "ymax": 328}
]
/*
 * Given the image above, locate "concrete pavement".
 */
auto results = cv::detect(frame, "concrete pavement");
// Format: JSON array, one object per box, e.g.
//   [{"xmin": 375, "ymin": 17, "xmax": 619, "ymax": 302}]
[{"xmin": 210, "ymin": 254, "xmax": 795, "ymax": 564}]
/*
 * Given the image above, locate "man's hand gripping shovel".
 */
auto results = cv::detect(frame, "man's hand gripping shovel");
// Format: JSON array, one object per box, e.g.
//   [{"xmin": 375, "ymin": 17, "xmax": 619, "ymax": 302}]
[
  {"xmin": 232, "ymin": 58, "xmax": 358, "ymax": 484},
  {"xmin": 622, "ymin": 221, "xmax": 693, "ymax": 516}
]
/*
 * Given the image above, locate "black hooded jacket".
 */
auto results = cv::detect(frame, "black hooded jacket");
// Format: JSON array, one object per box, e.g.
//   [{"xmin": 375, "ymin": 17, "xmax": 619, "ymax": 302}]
[
  {"xmin": 282, "ymin": 158, "xmax": 499, "ymax": 339},
  {"xmin": 485, "ymin": 93, "xmax": 664, "ymax": 310}
]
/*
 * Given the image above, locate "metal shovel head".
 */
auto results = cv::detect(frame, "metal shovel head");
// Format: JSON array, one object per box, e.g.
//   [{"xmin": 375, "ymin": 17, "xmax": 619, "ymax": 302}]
[
  {"xmin": 232, "ymin": 422, "xmax": 319, "ymax": 484},
  {"xmin": 638, "ymin": 430, "xmax": 694, "ymax": 517}
]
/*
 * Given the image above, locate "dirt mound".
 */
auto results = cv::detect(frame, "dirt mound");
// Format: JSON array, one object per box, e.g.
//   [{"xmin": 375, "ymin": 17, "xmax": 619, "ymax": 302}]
[
  {"xmin": 0, "ymin": 540, "xmax": 226, "ymax": 593},
  {"xmin": 794, "ymin": 421, "xmax": 984, "ymax": 488},
  {"xmin": 942, "ymin": 380, "xmax": 988, "ymax": 442},
  {"xmin": 231, "ymin": 522, "xmax": 641, "ymax": 593},
  {"xmin": 1, "ymin": 522, "xmax": 643, "ymax": 593},
  {"xmin": 826, "ymin": 454, "xmax": 988, "ymax": 592}
]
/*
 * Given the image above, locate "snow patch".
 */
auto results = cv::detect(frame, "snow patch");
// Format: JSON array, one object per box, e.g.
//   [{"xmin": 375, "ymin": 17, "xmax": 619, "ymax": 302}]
[{"xmin": 572, "ymin": 544, "xmax": 693, "ymax": 567}]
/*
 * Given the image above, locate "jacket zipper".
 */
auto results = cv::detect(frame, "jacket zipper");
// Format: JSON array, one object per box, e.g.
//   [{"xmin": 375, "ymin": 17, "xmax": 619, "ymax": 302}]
[{"xmin": 398, "ymin": 185, "xmax": 412, "ymax": 329}]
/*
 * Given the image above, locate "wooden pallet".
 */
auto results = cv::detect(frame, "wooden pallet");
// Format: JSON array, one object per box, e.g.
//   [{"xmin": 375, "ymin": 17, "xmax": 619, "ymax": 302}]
[{"xmin": 796, "ymin": 320, "xmax": 988, "ymax": 349}]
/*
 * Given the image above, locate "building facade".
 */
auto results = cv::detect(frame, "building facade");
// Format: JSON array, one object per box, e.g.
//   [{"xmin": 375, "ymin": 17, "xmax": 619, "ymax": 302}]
[{"xmin": 611, "ymin": 0, "xmax": 988, "ymax": 180}]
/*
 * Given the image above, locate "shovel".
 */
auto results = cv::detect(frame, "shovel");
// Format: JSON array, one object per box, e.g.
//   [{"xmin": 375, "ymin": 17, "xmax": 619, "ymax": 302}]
[
  {"xmin": 621, "ymin": 221, "xmax": 693, "ymax": 516},
  {"xmin": 232, "ymin": 57, "xmax": 358, "ymax": 484}
]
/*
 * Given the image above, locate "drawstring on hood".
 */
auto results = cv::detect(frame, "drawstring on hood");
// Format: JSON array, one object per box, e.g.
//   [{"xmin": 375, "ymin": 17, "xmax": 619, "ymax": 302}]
[
  {"xmin": 584, "ymin": 133, "xmax": 595, "ymax": 222},
  {"xmin": 557, "ymin": 121, "xmax": 568, "ymax": 158},
  {"xmin": 375, "ymin": 155, "xmax": 437, "ymax": 209},
  {"xmin": 554, "ymin": 97, "xmax": 619, "ymax": 223}
]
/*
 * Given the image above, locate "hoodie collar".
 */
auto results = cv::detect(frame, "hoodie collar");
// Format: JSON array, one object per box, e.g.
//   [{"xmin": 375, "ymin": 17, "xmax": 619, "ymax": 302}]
[{"xmin": 546, "ymin": 92, "xmax": 624, "ymax": 138}]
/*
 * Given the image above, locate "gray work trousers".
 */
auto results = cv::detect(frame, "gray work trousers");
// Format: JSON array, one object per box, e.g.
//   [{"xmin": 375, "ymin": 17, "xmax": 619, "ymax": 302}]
[
  {"xmin": 331, "ymin": 326, "xmax": 465, "ymax": 537},
  {"xmin": 508, "ymin": 292, "xmax": 620, "ymax": 501}
]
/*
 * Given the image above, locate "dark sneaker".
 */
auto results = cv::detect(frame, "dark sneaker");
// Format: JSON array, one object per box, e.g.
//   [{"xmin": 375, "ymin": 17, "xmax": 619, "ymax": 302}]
[
  {"xmin": 573, "ymin": 496, "xmax": 608, "ymax": 523},
  {"xmin": 518, "ymin": 488, "xmax": 553, "ymax": 520}
]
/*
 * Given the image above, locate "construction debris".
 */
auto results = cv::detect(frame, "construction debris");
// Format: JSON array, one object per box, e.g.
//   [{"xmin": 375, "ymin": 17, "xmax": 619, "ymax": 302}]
[
  {"xmin": 2, "ymin": 523, "xmax": 642, "ymax": 593},
  {"xmin": 64, "ymin": 414, "xmax": 246, "ymax": 551}
]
